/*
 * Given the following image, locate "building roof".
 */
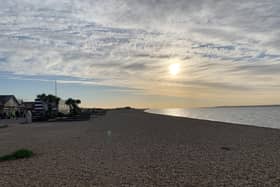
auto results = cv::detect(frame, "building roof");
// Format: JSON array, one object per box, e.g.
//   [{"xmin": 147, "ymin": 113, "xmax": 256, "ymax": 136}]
[
  {"xmin": 23, "ymin": 102, "xmax": 35, "ymax": 109},
  {"xmin": 0, "ymin": 95, "xmax": 20, "ymax": 106},
  {"xmin": 24, "ymin": 102, "xmax": 35, "ymax": 105}
]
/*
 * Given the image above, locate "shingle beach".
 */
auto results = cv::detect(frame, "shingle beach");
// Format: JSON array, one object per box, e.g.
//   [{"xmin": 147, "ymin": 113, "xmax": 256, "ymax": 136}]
[{"xmin": 1, "ymin": 109, "xmax": 280, "ymax": 186}]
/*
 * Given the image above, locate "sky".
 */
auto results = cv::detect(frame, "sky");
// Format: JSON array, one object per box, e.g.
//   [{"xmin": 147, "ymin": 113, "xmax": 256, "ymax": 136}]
[{"xmin": 0, "ymin": 0, "xmax": 280, "ymax": 108}]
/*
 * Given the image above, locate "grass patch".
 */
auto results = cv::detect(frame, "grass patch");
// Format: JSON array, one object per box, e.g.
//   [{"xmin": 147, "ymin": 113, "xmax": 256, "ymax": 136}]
[
  {"xmin": 0, "ymin": 125, "xmax": 8, "ymax": 129},
  {"xmin": 0, "ymin": 149, "xmax": 34, "ymax": 162},
  {"xmin": 221, "ymin": 146, "xmax": 231, "ymax": 151}
]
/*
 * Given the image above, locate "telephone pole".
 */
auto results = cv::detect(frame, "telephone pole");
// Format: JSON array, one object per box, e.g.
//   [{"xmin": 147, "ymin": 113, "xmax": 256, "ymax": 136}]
[{"xmin": 55, "ymin": 80, "xmax": 57, "ymax": 97}]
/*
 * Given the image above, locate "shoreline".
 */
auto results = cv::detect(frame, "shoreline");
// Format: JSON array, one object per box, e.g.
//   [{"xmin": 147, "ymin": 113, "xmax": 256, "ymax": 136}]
[
  {"xmin": 1, "ymin": 109, "xmax": 280, "ymax": 186},
  {"xmin": 145, "ymin": 110, "xmax": 280, "ymax": 131},
  {"xmin": 146, "ymin": 107, "xmax": 280, "ymax": 130}
]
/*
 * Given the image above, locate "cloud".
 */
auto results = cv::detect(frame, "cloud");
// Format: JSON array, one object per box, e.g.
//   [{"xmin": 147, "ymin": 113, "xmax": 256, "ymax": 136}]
[{"xmin": 0, "ymin": 0, "xmax": 280, "ymax": 101}]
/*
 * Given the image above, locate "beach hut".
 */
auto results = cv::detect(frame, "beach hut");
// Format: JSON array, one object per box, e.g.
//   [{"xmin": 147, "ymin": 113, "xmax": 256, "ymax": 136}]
[{"xmin": 0, "ymin": 95, "xmax": 20, "ymax": 119}]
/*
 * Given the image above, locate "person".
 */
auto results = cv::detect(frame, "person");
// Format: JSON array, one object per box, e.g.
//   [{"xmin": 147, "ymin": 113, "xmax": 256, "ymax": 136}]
[
  {"xmin": 25, "ymin": 110, "xmax": 32, "ymax": 124},
  {"xmin": 15, "ymin": 111, "xmax": 19, "ymax": 119}
]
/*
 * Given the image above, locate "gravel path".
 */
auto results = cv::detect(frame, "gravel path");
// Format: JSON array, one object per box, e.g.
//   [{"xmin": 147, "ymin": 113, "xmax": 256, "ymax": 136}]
[{"xmin": 1, "ymin": 109, "xmax": 280, "ymax": 186}]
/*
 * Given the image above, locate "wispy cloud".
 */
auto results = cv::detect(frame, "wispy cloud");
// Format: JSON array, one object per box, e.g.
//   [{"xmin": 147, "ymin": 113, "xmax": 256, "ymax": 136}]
[{"xmin": 0, "ymin": 0, "xmax": 280, "ymax": 106}]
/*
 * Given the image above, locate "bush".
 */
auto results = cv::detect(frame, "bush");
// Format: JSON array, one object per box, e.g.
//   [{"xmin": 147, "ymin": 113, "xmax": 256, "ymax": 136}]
[
  {"xmin": 57, "ymin": 112, "xmax": 66, "ymax": 117},
  {"xmin": 0, "ymin": 149, "xmax": 34, "ymax": 162},
  {"xmin": 0, "ymin": 125, "xmax": 8, "ymax": 129}
]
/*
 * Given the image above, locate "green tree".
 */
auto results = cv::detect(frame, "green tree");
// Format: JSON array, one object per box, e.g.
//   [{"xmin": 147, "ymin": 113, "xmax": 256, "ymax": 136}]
[
  {"xmin": 37, "ymin": 94, "xmax": 61, "ymax": 117},
  {"xmin": 65, "ymin": 98, "xmax": 81, "ymax": 114}
]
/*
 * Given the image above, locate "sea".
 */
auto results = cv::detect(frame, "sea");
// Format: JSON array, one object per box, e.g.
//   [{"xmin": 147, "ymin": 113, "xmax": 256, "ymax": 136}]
[{"xmin": 147, "ymin": 106, "xmax": 280, "ymax": 129}]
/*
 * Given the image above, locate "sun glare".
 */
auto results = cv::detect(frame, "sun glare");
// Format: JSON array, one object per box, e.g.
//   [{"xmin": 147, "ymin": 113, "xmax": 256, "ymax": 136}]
[{"xmin": 169, "ymin": 63, "xmax": 180, "ymax": 76}]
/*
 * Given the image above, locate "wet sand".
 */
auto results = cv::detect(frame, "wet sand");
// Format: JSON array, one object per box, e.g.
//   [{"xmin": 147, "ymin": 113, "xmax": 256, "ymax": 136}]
[{"xmin": 1, "ymin": 109, "xmax": 280, "ymax": 186}]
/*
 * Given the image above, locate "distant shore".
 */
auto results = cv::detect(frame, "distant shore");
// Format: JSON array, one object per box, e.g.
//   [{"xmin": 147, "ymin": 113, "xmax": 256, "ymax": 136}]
[
  {"xmin": 212, "ymin": 104, "xmax": 280, "ymax": 108},
  {"xmin": 1, "ymin": 109, "xmax": 280, "ymax": 186}
]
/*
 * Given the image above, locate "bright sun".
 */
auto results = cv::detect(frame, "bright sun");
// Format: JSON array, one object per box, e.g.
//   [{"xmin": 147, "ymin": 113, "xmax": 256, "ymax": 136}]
[{"xmin": 169, "ymin": 63, "xmax": 180, "ymax": 76}]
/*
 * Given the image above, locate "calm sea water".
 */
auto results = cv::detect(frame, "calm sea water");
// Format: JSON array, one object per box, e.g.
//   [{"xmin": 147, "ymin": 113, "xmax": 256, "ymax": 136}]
[{"xmin": 147, "ymin": 106, "xmax": 280, "ymax": 129}]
